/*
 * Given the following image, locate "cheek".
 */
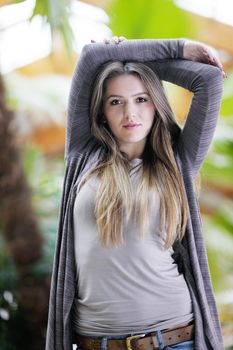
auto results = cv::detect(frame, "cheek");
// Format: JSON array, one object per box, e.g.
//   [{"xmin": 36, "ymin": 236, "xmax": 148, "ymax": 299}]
[
  {"xmin": 104, "ymin": 106, "xmax": 119, "ymax": 123},
  {"xmin": 104, "ymin": 109, "xmax": 123, "ymax": 130},
  {"xmin": 105, "ymin": 117, "xmax": 120, "ymax": 136},
  {"xmin": 105, "ymin": 114, "xmax": 119, "ymax": 129},
  {"xmin": 145, "ymin": 106, "xmax": 156, "ymax": 123}
]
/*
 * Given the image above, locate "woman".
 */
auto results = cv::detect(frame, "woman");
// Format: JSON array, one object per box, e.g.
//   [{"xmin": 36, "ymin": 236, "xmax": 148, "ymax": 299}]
[{"xmin": 46, "ymin": 38, "xmax": 225, "ymax": 350}]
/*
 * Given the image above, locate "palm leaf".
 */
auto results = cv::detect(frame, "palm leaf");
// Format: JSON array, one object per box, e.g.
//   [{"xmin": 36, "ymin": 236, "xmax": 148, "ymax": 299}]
[{"xmin": 107, "ymin": 0, "xmax": 195, "ymax": 39}]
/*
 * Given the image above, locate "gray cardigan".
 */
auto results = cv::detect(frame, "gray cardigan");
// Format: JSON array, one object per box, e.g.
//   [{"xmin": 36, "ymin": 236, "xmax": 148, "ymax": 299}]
[{"xmin": 46, "ymin": 39, "xmax": 224, "ymax": 350}]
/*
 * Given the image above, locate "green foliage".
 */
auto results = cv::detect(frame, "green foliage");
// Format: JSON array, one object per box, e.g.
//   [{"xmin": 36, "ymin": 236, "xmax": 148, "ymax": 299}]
[
  {"xmin": 0, "ymin": 146, "xmax": 64, "ymax": 348},
  {"xmin": 2, "ymin": 0, "xmax": 25, "ymax": 3},
  {"xmin": 5, "ymin": 72, "xmax": 70, "ymax": 129},
  {"xmin": 107, "ymin": 0, "xmax": 196, "ymax": 39},
  {"xmin": 31, "ymin": 0, "xmax": 74, "ymax": 54},
  {"xmin": 22, "ymin": 147, "xmax": 64, "ymax": 275},
  {"xmin": 200, "ymin": 113, "xmax": 233, "ymax": 307},
  {"xmin": 0, "ymin": 237, "xmax": 18, "ymax": 350},
  {"xmin": 8, "ymin": 0, "xmax": 74, "ymax": 55},
  {"xmin": 202, "ymin": 142, "xmax": 233, "ymax": 187},
  {"xmin": 220, "ymin": 70, "xmax": 233, "ymax": 116},
  {"xmin": 204, "ymin": 211, "xmax": 233, "ymax": 292}
]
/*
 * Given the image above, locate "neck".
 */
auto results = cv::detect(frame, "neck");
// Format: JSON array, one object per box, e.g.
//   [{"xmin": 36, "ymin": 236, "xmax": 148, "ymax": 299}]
[{"xmin": 119, "ymin": 141, "xmax": 145, "ymax": 160}]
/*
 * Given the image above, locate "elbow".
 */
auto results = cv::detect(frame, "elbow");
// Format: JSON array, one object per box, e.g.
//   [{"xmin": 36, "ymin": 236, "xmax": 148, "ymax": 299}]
[
  {"xmin": 209, "ymin": 66, "xmax": 224, "ymax": 98},
  {"xmin": 76, "ymin": 43, "xmax": 103, "ymax": 73},
  {"xmin": 79, "ymin": 43, "xmax": 102, "ymax": 62},
  {"xmin": 191, "ymin": 64, "xmax": 224, "ymax": 97},
  {"xmin": 79, "ymin": 43, "xmax": 93, "ymax": 62},
  {"xmin": 204, "ymin": 65, "xmax": 224, "ymax": 91}
]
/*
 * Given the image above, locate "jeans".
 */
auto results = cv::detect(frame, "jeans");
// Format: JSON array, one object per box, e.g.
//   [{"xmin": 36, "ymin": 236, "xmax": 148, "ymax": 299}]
[
  {"xmin": 156, "ymin": 329, "xmax": 194, "ymax": 349},
  {"xmin": 164, "ymin": 341, "xmax": 194, "ymax": 349},
  {"xmin": 76, "ymin": 329, "xmax": 194, "ymax": 350}
]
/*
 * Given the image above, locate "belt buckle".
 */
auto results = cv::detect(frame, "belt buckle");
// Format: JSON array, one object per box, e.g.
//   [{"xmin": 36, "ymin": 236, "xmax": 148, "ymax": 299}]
[{"xmin": 126, "ymin": 333, "xmax": 145, "ymax": 350}]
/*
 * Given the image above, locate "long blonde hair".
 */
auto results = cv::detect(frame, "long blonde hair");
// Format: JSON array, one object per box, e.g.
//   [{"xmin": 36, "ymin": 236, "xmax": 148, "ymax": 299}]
[{"xmin": 88, "ymin": 61, "xmax": 188, "ymax": 248}]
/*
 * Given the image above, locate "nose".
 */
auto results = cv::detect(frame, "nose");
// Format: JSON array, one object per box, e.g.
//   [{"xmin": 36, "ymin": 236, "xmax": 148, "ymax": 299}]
[{"xmin": 124, "ymin": 101, "xmax": 137, "ymax": 120}]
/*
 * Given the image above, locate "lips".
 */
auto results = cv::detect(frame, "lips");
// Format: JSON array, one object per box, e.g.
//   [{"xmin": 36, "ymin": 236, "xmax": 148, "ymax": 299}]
[{"xmin": 123, "ymin": 123, "xmax": 141, "ymax": 129}]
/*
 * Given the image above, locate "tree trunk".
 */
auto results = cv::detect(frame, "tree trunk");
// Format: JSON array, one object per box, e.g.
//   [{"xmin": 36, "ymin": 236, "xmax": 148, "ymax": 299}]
[{"xmin": 0, "ymin": 75, "xmax": 50, "ymax": 350}]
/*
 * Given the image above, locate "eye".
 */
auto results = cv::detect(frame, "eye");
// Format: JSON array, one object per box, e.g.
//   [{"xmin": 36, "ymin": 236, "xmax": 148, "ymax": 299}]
[
  {"xmin": 136, "ymin": 96, "xmax": 148, "ymax": 103},
  {"xmin": 110, "ymin": 99, "xmax": 121, "ymax": 106}
]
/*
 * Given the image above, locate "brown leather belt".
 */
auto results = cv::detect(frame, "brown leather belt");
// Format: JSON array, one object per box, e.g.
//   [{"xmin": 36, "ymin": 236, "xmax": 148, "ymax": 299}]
[{"xmin": 75, "ymin": 323, "xmax": 194, "ymax": 350}]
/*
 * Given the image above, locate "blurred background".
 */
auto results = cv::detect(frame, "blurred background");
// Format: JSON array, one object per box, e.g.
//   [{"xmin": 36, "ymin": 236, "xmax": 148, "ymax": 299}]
[{"xmin": 0, "ymin": 0, "xmax": 232, "ymax": 349}]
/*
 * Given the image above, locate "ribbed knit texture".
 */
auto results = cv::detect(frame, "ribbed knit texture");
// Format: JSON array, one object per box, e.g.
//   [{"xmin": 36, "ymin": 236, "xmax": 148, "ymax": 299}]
[{"xmin": 46, "ymin": 39, "xmax": 224, "ymax": 350}]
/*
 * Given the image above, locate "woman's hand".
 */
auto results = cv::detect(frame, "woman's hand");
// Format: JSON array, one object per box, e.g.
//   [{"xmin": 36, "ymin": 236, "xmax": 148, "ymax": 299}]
[
  {"xmin": 183, "ymin": 40, "xmax": 226, "ymax": 78},
  {"xmin": 91, "ymin": 36, "xmax": 126, "ymax": 44}
]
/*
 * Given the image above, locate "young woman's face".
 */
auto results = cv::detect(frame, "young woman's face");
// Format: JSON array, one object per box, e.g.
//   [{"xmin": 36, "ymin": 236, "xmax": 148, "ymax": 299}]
[{"xmin": 103, "ymin": 74, "xmax": 156, "ymax": 159}]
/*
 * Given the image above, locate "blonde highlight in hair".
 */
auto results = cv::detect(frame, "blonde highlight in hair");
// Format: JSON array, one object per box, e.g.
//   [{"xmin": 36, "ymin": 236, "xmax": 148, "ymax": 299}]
[{"xmin": 89, "ymin": 61, "xmax": 188, "ymax": 248}]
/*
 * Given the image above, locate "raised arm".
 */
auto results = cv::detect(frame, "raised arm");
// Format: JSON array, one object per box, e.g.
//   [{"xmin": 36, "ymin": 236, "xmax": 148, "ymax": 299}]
[
  {"xmin": 66, "ymin": 39, "xmax": 185, "ymax": 159},
  {"xmin": 148, "ymin": 58, "xmax": 223, "ymax": 178},
  {"xmin": 66, "ymin": 39, "xmax": 224, "ymax": 175}
]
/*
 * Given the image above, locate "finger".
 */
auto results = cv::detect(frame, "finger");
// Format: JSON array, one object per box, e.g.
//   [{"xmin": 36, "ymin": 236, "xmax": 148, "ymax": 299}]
[
  {"xmin": 222, "ymin": 70, "xmax": 227, "ymax": 79},
  {"xmin": 111, "ymin": 36, "xmax": 120, "ymax": 44},
  {"xmin": 119, "ymin": 36, "xmax": 127, "ymax": 42},
  {"xmin": 203, "ymin": 50, "xmax": 214, "ymax": 63},
  {"xmin": 212, "ymin": 56, "xmax": 223, "ymax": 70},
  {"xmin": 103, "ymin": 38, "xmax": 110, "ymax": 44},
  {"xmin": 203, "ymin": 50, "xmax": 226, "ymax": 78},
  {"xmin": 203, "ymin": 49, "xmax": 223, "ymax": 68}
]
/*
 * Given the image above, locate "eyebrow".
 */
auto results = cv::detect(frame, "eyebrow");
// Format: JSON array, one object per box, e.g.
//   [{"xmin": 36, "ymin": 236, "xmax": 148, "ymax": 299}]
[{"xmin": 105, "ymin": 92, "xmax": 150, "ymax": 100}]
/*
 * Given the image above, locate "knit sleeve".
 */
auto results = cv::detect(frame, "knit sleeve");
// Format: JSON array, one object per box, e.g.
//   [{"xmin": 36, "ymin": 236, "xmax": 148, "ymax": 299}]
[
  {"xmin": 148, "ymin": 59, "xmax": 223, "ymax": 178},
  {"xmin": 65, "ymin": 39, "xmax": 185, "ymax": 159}
]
